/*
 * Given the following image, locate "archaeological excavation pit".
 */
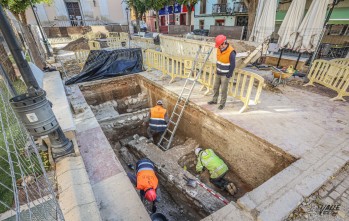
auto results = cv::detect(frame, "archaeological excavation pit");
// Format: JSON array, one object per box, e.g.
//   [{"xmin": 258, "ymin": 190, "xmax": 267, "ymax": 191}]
[{"xmin": 78, "ymin": 74, "xmax": 296, "ymax": 220}]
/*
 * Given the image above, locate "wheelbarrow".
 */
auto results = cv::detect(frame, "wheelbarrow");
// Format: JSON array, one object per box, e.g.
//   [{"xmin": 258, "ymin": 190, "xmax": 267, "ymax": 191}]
[{"xmin": 271, "ymin": 66, "xmax": 294, "ymax": 87}]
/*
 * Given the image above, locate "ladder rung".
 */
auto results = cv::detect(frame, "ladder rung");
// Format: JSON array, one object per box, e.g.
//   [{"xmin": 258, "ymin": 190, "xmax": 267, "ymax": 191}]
[
  {"xmin": 166, "ymin": 130, "xmax": 173, "ymax": 133},
  {"xmin": 169, "ymin": 120, "xmax": 177, "ymax": 125},
  {"xmin": 173, "ymin": 112, "xmax": 180, "ymax": 116}
]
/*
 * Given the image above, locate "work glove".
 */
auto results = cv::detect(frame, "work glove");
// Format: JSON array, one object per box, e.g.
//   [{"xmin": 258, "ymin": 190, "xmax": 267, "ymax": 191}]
[{"xmin": 226, "ymin": 73, "xmax": 232, "ymax": 79}]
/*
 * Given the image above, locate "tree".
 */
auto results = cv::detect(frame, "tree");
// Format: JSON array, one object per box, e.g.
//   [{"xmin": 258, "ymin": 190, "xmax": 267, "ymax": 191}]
[
  {"xmin": 146, "ymin": 0, "xmax": 169, "ymax": 33},
  {"xmin": 0, "ymin": 0, "xmax": 52, "ymax": 24},
  {"xmin": 127, "ymin": 0, "xmax": 148, "ymax": 32},
  {"xmin": 177, "ymin": 0, "xmax": 198, "ymax": 27},
  {"xmin": 243, "ymin": 0, "xmax": 259, "ymax": 37}
]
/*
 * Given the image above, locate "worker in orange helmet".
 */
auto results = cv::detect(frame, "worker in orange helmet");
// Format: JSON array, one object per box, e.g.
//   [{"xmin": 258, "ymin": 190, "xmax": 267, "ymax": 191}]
[
  {"xmin": 208, "ymin": 35, "xmax": 236, "ymax": 110},
  {"xmin": 127, "ymin": 158, "xmax": 161, "ymax": 212}
]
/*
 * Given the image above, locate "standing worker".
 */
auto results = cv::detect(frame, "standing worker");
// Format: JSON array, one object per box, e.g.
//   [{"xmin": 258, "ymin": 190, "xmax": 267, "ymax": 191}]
[
  {"xmin": 145, "ymin": 100, "xmax": 169, "ymax": 143},
  {"xmin": 127, "ymin": 158, "xmax": 161, "ymax": 212},
  {"xmin": 208, "ymin": 35, "xmax": 236, "ymax": 110},
  {"xmin": 195, "ymin": 147, "xmax": 237, "ymax": 195}
]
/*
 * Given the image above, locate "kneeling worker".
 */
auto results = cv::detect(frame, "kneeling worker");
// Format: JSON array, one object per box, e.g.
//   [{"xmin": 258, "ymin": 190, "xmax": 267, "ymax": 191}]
[
  {"xmin": 127, "ymin": 158, "xmax": 161, "ymax": 205},
  {"xmin": 195, "ymin": 147, "xmax": 236, "ymax": 195}
]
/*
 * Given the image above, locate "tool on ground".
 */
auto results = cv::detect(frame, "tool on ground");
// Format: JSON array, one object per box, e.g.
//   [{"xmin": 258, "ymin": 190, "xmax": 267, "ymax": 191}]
[
  {"xmin": 157, "ymin": 45, "xmax": 213, "ymax": 150},
  {"xmin": 183, "ymin": 175, "xmax": 197, "ymax": 188},
  {"xmin": 183, "ymin": 174, "xmax": 229, "ymax": 205}
]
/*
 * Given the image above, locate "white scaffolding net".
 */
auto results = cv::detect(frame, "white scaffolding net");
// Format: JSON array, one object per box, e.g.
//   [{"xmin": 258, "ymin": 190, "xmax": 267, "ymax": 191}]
[{"xmin": 0, "ymin": 65, "xmax": 64, "ymax": 221}]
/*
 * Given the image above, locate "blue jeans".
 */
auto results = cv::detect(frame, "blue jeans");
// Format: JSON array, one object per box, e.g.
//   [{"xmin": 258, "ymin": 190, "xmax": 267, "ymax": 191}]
[{"xmin": 127, "ymin": 172, "xmax": 161, "ymax": 202}]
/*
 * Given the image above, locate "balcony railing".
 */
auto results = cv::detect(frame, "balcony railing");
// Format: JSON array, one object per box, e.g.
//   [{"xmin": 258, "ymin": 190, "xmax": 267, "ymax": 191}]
[
  {"xmin": 232, "ymin": 2, "xmax": 247, "ymax": 14},
  {"xmin": 42, "ymin": 19, "xmax": 110, "ymax": 27},
  {"xmin": 212, "ymin": 2, "xmax": 247, "ymax": 15},
  {"xmin": 212, "ymin": 4, "xmax": 229, "ymax": 14}
]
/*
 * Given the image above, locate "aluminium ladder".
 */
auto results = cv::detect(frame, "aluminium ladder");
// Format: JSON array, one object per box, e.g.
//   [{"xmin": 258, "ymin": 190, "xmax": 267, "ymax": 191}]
[{"xmin": 157, "ymin": 45, "xmax": 213, "ymax": 150}]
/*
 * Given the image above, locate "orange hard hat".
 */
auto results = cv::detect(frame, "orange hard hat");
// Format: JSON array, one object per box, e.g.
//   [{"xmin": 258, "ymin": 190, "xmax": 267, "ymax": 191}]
[
  {"xmin": 215, "ymin": 35, "xmax": 227, "ymax": 48},
  {"xmin": 145, "ymin": 188, "xmax": 157, "ymax": 202}
]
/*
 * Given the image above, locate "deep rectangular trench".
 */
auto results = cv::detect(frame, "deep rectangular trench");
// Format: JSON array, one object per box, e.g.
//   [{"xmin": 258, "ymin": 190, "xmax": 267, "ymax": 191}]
[{"xmin": 79, "ymin": 74, "xmax": 296, "ymax": 220}]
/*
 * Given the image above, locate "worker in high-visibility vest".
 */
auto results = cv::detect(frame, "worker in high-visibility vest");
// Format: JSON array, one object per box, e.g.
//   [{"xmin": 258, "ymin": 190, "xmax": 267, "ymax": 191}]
[
  {"xmin": 195, "ymin": 147, "xmax": 237, "ymax": 195},
  {"xmin": 127, "ymin": 158, "xmax": 161, "ymax": 212},
  {"xmin": 208, "ymin": 35, "xmax": 236, "ymax": 110},
  {"xmin": 145, "ymin": 100, "xmax": 169, "ymax": 143}
]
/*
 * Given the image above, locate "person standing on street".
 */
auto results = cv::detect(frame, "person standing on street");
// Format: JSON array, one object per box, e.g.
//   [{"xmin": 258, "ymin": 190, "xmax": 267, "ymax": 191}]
[{"xmin": 208, "ymin": 35, "xmax": 236, "ymax": 110}]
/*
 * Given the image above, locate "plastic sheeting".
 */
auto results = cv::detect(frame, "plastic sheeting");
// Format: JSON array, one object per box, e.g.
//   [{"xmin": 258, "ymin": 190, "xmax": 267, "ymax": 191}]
[{"xmin": 65, "ymin": 48, "xmax": 143, "ymax": 85}]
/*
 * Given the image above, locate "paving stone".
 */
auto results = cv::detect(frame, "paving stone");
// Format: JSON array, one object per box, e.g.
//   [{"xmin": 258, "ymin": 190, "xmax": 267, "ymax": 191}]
[
  {"xmin": 329, "ymin": 191, "xmax": 341, "ymax": 200},
  {"xmin": 336, "ymin": 184, "xmax": 347, "ymax": 195},
  {"xmin": 318, "ymin": 188, "xmax": 327, "ymax": 198},
  {"xmin": 257, "ymin": 190, "xmax": 303, "ymax": 221},
  {"xmin": 237, "ymin": 194, "xmax": 257, "ymax": 212},
  {"xmin": 322, "ymin": 197, "xmax": 334, "ymax": 204}
]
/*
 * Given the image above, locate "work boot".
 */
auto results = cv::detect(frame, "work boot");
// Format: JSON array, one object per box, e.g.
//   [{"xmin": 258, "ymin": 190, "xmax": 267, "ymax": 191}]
[
  {"xmin": 208, "ymin": 100, "xmax": 217, "ymax": 105},
  {"xmin": 218, "ymin": 104, "xmax": 225, "ymax": 110},
  {"xmin": 226, "ymin": 183, "xmax": 237, "ymax": 195}
]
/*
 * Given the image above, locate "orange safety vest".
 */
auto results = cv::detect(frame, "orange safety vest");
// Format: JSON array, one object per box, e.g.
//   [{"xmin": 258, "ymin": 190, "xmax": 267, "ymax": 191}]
[
  {"xmin": 149, "ymin": 105, "xmax": 167, "ymax": 132},
  {"xmin": 216, "ymin": 45, "xmax": 235, "ymax": 75},
  {"xmin": 136, "ymin": 170, "xmax": 159, "ymax": 191}
]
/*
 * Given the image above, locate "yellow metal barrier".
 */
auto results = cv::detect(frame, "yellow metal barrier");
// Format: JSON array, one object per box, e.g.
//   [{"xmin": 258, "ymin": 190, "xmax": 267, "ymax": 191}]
[
  {"xmin": 88, "ymin": 40, "xmax": 101, "ymax": 50},
  {"xmin": 145, "ymin": 49, "xmax": 264, "ymax": 113},
  {"xmin": 331, "ymin": 58, "xmax": 349, "ymax": 67},
  {"xmin": 75, "ymin": 50, "xmax": 90, "ymax": 68},
  {"xmin": 304, "ymin": 59, "xmax": 349, "ymax": 101}
]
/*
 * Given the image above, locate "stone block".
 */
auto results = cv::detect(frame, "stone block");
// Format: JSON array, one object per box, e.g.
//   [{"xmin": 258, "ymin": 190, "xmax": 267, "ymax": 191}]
[
  {"xmin": 56, "ymin": 156, "xmax": 85, "ymax": 177},
  {"xmin": 293, "ymin": 158, "xmax": 311, "ymax": 171},
  {"xmin": 247, "ymin": 165, "xmax": 301, "ymax": 206},
  {"xmin": 57, "ymin": 165, "xmax": 90, "ymax": 192},
  {"xmin": 257, "ymin": 190, "xmax": 303, "ymax": 221},
  {"xmin": 63, "ymin": 202, "xmax": 102, "ymax": 221},
  {"xmin": 92, "ymin": 173, "xmax": 151, "ymax": 221},
  {"xmin": 237, "ymin": 194, "xmax": 257, "ymax": 212},
  {"xmin": 201, "ymin": 203, "xmax": 254, "ymax": 221},
  {"xmin": 294, "ymin": 172, "xmax": 327, "ymax": 197},
  {"xmin": 335, "ymin": 184, "xmax": 347, "ymax": 195},
  {"xmin": 59, "ymin": 183, "xmax": 96, "ymax": 214}
]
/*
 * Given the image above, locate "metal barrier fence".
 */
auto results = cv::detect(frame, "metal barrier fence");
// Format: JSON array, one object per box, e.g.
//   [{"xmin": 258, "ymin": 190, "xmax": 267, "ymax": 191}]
[
  {"xmin": 47, "ymin": 37, "xmax": 72, "ymax": 45},
  {"xmin": 0, "ymin": 66, "xmax": 64, "ymax": 220},
  {"xmin": 304, "ymin": 59, "xmax": 349, "ymax": 101},
  {"xmin": 144, "ymin": 49, "xmax": 264, "ymax": 113}
]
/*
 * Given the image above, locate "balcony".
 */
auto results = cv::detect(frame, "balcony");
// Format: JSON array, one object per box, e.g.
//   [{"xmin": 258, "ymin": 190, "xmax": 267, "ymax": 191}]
[
  {"xmin": 232, "ymin": 2, "xmax": 247, "ymax": 14},
  {"xmin": 212, "ymin": 4, "xmax": 230, "ymax": 15},
  {"xmin": 212, "ymin": 2, "xmax": 247, "ymax": 15}
]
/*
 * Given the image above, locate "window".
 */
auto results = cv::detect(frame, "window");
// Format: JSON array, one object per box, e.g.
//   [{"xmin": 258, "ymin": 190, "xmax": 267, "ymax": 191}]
[
  {"xmin": 200, "ymin": 0, "xmax": 206, "ymax": 14},
  {"xmin": 199, "ymin": 20, "xmax": 205, "ymax": 30},
  {"xmin": 215, "ymin": 19, "xmax": 225, "ymax": 26}
]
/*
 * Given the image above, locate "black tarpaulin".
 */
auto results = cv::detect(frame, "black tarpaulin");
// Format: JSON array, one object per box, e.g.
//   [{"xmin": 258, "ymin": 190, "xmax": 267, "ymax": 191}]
[{"xmin": 65, "ymin": 48, "xmax": 143, "ymax": 85}]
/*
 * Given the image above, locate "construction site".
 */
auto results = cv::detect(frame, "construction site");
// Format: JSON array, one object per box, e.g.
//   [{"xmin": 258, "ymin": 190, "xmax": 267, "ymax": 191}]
[{"xmin": 1, "ymin": 0, "xmax": 349, "ymax": 221}]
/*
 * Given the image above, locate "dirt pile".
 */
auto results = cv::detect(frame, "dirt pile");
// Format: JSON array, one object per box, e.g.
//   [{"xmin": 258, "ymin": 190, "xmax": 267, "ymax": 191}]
[{"xmin": 62, "ymin": 38, "xmax": 90, "ymax": 51}]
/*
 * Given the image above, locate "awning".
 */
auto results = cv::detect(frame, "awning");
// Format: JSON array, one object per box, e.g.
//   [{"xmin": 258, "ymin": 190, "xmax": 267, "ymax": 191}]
[
  {"xmin": 276, "ymin": 7, "xmax": 349, "ymax": 24},
  {"xmin": 328, "ymin": 7, "xmax": 349, "ymax": 24}
]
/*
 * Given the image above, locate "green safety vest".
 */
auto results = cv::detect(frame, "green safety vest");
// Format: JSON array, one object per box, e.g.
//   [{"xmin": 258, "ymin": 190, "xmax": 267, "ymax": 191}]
[{"xmin": 196, "ymin": 149, "xmax": 228, "ymax": 179}]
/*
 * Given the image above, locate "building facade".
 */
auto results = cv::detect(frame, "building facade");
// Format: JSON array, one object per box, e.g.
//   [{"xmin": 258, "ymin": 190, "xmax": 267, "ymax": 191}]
[
  {"xmin": 193, "ymin": 0, "xmax": 248, "ymax": 30},
  {"xmin": 26, "ymin": 0, "xmax": 129, "ymax": 27}
]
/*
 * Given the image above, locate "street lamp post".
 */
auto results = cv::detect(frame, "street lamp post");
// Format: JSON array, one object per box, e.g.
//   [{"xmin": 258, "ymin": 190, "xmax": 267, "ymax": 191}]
[
  {"xmin": 30, "ymin": 2, "xmax": 52, "ymax": 57},
  {"xmin": 125, "ymin": 6, "xmax": 131, "ymax": 48}
]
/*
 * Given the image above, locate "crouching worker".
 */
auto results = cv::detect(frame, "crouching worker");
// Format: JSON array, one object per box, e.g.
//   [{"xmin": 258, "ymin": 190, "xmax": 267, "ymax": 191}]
[
  {"xmin": 195, "ymin": 147, "xmax": 237, "ymax": 195},
  {"xmin": 145, "ymin": 100, "xmax": 169, "ymax": 143},
  {"xmin": 127, "ymin": 158, "xmax": 161, "ymax": 212}
]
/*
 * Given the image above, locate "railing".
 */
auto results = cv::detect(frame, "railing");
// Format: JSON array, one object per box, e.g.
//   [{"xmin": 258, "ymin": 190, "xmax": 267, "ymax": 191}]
[
  {"xmin": 88, "ymin": 40, "xmax": 101, "ymax": 50},
  {"xmin": 232, "ymin": 2, "xmax": 247, "ymax": 14},
  {"xmin": 75, "ymin": 50, "xmax": 90, "ymax": 68},
  {"xmin": 212, "ymin": 4, "xmax": 230, "ymax": 14},
  {"xmin": 47, "ymin": 37, "xmax": 72, "ymax": 44},
  {"xmin": 304, "ymin": 59, "xmax": 349, "ymax": 101},
  {"xmin": 144, "ymin": 49, "xmax": 264, "ymax": 113},
  {"xmin": 42, "ymin": 19, "xmax": 108, "ymax": 27},
  {"xmin": 331, "ymin": 58, "xmax": 349, "ymax": 66}
]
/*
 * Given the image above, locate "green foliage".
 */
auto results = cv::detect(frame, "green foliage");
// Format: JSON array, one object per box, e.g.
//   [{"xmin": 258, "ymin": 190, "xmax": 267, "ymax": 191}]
[
  {"xmin": 0, "ymin": 0, "xmax": 52, "ymax": 14},
  {"xmin": 146, "ymin": 0, "xmax": 169, "ymax": 11},
  {"xmin": 126, "ymin": 0, "xmax": 149, "ymax": 19},
  {"xmin": 177, "ymin": 0, "xmax": 198, "ymax": 8}
]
